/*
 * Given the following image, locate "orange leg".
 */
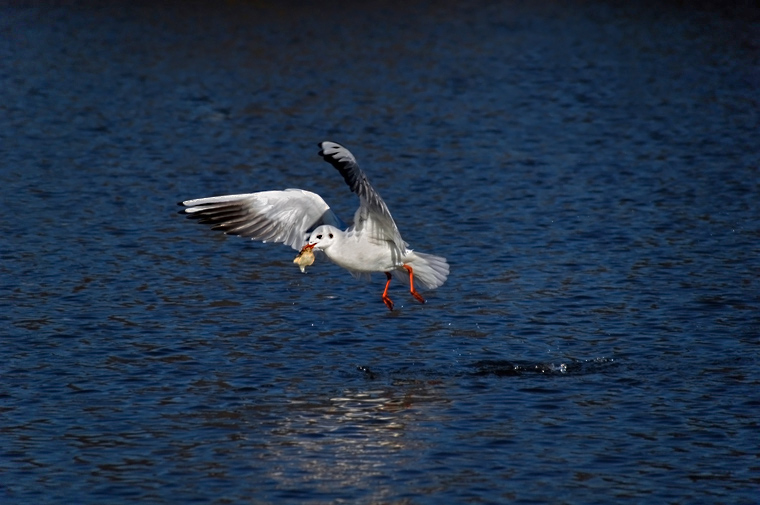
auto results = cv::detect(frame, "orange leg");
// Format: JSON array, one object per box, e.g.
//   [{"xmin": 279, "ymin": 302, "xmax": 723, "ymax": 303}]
[
  {"xmin": 404, "ymin": 265, "xmax": 426, "ymax": 304},
  {"xmin": 382, "ymin": 272, "xmax": 394, "ymax": 311}
]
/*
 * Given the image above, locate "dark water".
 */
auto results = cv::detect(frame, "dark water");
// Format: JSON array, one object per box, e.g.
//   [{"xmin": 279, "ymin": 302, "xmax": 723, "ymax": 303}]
[{"xmin": 2, "ymin": 1, "xmax": 759, "ymax": 503}]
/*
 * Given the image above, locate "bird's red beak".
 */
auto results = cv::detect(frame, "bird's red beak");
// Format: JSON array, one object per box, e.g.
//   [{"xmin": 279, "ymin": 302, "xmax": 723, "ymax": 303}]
[{"xmin": 301, "ymin": 243, "xmax": 316, "ymax": 252}]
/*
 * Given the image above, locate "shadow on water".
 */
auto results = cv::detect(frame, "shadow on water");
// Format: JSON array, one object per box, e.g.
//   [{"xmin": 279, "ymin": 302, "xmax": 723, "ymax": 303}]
[
  {"xmin": 356, "ymin": 357, "xmax": 618, "ymax": 380},
  {"xmin": 469, "ymin": 357, "xmax": 618, "ymax": 377}
]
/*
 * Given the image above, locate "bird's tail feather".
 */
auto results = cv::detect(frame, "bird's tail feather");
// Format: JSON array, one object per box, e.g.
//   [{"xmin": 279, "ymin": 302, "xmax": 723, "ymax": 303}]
[{"xmin": 393, "ymin": 251, "xmax": 449, "ymax": 291}]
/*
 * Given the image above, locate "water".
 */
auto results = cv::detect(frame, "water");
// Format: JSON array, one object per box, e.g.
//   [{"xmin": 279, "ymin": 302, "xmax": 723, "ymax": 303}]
[{"xmin": 2, "ymin": 1, "xmax": 759, "ymax": 503}]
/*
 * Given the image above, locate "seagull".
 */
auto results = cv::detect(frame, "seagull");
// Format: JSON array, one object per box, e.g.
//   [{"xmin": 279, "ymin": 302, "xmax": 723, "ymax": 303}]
[{"xmin": 178, "ymin": 141, "xmax": 449, "ymax": 310}]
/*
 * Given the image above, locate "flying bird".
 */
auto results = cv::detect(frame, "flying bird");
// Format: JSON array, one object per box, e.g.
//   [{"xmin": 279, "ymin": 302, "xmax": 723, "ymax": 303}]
[{"xmin": 178, "ymin": 141, "xmax": 449, "ymax": 310}]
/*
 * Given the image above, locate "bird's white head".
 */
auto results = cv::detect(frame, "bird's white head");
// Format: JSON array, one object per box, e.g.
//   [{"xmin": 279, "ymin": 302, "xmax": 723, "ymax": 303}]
[{"xmin": 306, "ymin": 225, "xmax": 338, "ymax": 251}]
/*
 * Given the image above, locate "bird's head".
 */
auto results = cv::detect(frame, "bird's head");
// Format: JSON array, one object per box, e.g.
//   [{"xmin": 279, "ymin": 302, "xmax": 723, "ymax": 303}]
[{"xmin": 306, "ymin": 225, "xmax": 337, "ymax": 251}]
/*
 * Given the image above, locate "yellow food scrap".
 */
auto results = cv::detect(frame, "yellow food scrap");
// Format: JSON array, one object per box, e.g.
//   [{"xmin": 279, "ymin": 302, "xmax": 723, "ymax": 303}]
[{"xmin": 293, "ymin": 246, "xmax": 315, "ymax": 273}]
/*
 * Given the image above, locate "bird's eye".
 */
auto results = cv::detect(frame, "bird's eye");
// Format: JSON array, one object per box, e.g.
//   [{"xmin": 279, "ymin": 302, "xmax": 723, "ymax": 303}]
[
  {"xmin": 329, "ymin": 233, "xmax": 333, "ymax": 239},
  {"xmin": 316, "ymin": 234, "xmax": 322, "ymax": 239}
]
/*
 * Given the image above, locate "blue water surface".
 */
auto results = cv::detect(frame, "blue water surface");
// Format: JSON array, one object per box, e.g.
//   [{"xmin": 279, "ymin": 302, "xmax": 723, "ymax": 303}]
[{"xmin": 1, "ymin": 1, "xmax": 759, "ymax": 504}]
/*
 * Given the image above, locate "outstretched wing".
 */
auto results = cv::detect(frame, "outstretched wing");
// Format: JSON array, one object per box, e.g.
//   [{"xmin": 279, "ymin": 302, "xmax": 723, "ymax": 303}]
[
  {"xmin": 317, "ymin": 141, "xmax": 406, "ymax": 250},
  {"xmin": 179, "ymin": 189, "xmax": 344, "ymax": 250}
]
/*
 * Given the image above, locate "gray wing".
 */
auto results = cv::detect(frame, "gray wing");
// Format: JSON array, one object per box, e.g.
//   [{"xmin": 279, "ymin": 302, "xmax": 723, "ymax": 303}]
[
  {"xmin": 178, "ymin": 189, "xmax": 345, "ymax": 250},
  {"xmin": 318, "ymin": 141, "xmax": 406, "ymax": 250}
]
